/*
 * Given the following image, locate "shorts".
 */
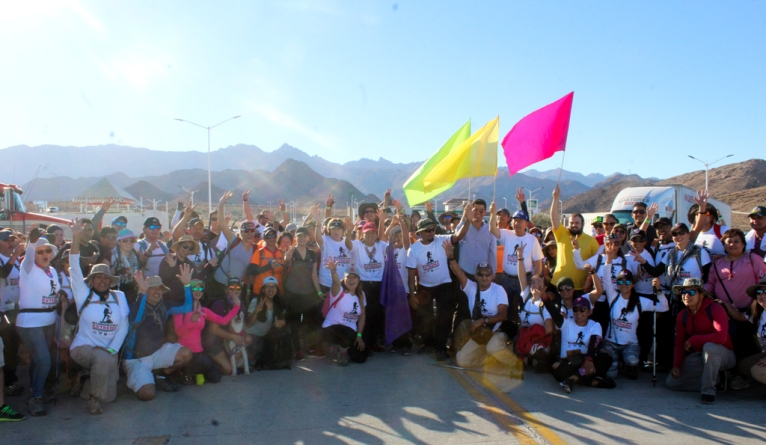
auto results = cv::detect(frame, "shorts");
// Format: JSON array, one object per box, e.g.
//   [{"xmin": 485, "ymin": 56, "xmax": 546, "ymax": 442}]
[
  {"xmin": 123, "ymin": 343, "xmax": 183, "ymax": 393},
  {"xmin": 0, "ymin": 336, "xmax": 4, "ymax": 367}
]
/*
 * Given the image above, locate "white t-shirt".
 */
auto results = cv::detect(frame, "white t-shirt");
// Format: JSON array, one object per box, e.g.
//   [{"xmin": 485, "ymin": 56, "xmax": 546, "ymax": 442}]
[
  {"xmin": 58, "ymin": 271, "xmax": 73, "ymax": 303},
  {"xmin": 518, "ymin": 288, "xmax": 551, "ymax": 328},
  {"xmin": 17, "ymin": 242, "xmax": 61, "ymax": 328},
  {"xmin": 576, "ymin": 253, "xmax": 635, "ymax": 302},
  {"xmin": 0, "ymin": 252, "xmax": 21, "ymax": 311},
  {"xmin": 498, "ymin": 231, "xmax": 543, "ymax": 276},
  {"xmin": 604, "ymin": 296, "xmax": 661, "ymax": 346},
  {"xmin": 559, "ymin": 318, "xmax": 603, "ymax": 359},
  {"xmin": 319, "ymin": 235, "xmax": 353, "ymax": 287},
  {"xmin": 322, "ymin": 290, "xmax": 366, "ymax": 332},
  {"xmin": 462, "ymin": 280, "xmax": 508, "ymax": 332},
  {"xmin": 660, "ymin": 248, "xmax": 712, "ymax": 282},
  {"xmin": 755, "ymin": 310, "xmax": 766, "ymax": 353},
  {"xmin": 406, "ymin": 235, "xmax": 452, "ymax": 287},
  {"xmin": 134, "ymin": 239, "xmax": 168, "ymax": 277},
  {"xmin": 351, "ymin": 239, "xmax": 388, "ymax": 282},
  {"xmin": 625, "ymin": 250, "xmax": 656, "ymax": 295},
  {"xmin": 393, "ymin": 246, "xmax": 409, "ymax": 293},
  {"xmin": 654, "ymin": 242, "xmax": 676, "ymax": 292},
  {"xmin": 695, "ymin": 225, "xmax": 728, "ymax": 256}
]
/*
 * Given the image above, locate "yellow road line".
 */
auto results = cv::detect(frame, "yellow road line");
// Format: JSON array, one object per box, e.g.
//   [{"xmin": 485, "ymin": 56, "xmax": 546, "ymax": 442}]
[
  {"xmin": 446, "ymin": 368, "xmax": 539, "ymax": 445},
  {"xmin": 467, "ymin": 372, "xmax": 568, "ymax": 445}
]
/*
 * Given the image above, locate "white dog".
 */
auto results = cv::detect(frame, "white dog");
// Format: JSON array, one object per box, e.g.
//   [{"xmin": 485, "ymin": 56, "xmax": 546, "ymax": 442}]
[{"xmin": 224, "ymin": 310, "xmax": 249, "ymax": 376}]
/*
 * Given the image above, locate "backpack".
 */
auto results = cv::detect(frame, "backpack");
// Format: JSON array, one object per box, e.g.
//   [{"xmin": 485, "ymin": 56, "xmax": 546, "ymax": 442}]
[
  {"xmin": 259, "ymin": 327, "xmax": 293, "ymax": 370},
  {"xmin": 136, "ymin": 239, "xmax": 169, "ymax": 260}
]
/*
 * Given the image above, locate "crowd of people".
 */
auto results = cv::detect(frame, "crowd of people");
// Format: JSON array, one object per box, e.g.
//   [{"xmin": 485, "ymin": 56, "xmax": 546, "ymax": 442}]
[{"xmin": 1, "ymin": 185, "xmax": 765, "ymax": 421}]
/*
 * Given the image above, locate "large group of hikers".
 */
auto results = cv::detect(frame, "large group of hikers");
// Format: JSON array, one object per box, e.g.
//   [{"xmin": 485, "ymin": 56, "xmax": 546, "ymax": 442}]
[{"xmin": 1, "ymin": 185, "xmax": 766, "ymax": 421}]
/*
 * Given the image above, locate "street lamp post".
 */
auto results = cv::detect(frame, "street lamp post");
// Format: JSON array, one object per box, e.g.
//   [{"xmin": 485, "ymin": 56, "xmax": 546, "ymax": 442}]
[
  {"xmin": 175, "ymin": 115, "xmax": 241, "ymax": 216},
  {"xmin": 267, "ymin": 201, "xmax": 273, "ymax": 213},
  {"xmin": 179, "ymin": 186, "xmax": 200, "ymax": 206},
  {"xmin": 523, "ymin": 187, "xmax": 544, "ymax": 215},
  {"xmin": 688, "ymin": 154, "xmax": 733, "ymax": 192},
  {"xmin": 502, "ymin": 197, "xmax": 507, "ymax": 209}
]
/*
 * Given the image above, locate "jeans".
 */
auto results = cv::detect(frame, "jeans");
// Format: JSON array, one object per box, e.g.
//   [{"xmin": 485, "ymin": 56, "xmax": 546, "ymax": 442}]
[
  {"xmin": 603, "ymin": 341, "xmax": 641, "ymax": 379},
  {"xmin": 498, "ymin": 273, "xmax": 530, "ymax": 324},
  {"xmin": 360, "ymin": 281, "xmax": 383, "ymax": 350},
  {"xmin": 284, "ymin": 291, "xmax": 323, "ymax": 352},
  {"xmin": 414, "ymin": 283, "xmax": 455, "ymax": 352},
  {"xmin": 665, "ymin": 342, "xmax": 736, "ymax": 396},
  {"xmin": 16, "ymin": 324, "xmax": 55, "ymax": 398},
  {"xmin": 323, "ymin": 325, "xmax": 367, "ymax": 363}
]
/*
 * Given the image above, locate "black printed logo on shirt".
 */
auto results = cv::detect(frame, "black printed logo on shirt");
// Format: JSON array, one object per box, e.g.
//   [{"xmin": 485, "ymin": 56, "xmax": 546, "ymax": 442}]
[{"xmin": 92, "ymin": 306, "xmax": 118, "ymax": 336}]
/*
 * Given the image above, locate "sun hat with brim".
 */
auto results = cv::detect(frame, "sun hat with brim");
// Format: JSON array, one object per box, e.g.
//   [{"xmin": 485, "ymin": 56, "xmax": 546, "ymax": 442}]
[
  {"xmin": 32, "ymin": 238, "xmax": 59, "ymax": 258},
  {"xmin": 328, "ymin": 220, "xmax": 344, "ymax": 230},
  {"xmin": 117, "ymin": 229, "xmax": 136, "ymax": 242},
  {"xmin": 188, "ymin": 218, "xmax": 205, "ymax": 228},
  {"xmin": 745, "ymin": 277, "xmax": 766, "ymax": 298},
  {"xmin": 171, "ymin": 235, "xmax": 200, "ymax": 254},
  {"xmin": 542, "ymin": 240, "xmax": 557, "ymax": 256},
  {"xmin": 0, "ymin": 229, "xmax": 14, "ymax": 241},
  {"xmin": 146, "ymin": 276, "xmax": 170, "ymax": 293},
  {"xmin": 84, "ymin": 263, "xmax": 121, "ymax": 287},
  {"xmin": 416, "ymin": 218, "xmax": 437, "ymax": 233},
  {"xmin": 357, "ymin": 203, "xmax": 379, "ymax": 219},
  {"xmin": 672, "ymin": 278, "xmax": 708, "ymax": 297}
]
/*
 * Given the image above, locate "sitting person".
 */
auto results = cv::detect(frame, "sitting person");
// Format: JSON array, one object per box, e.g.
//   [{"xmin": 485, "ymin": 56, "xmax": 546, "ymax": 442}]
[
  {"xmin": 202, "ymin": 277, "xmax": 253, "ymax": 376},
  {"xmin": 515, "ymin": 242, "xmax": 555, "ymax": 374},
  {"xmin": 122, "ymin": 267, "xmax": 194, "ymax": 401},
  {"xmin": 544, "ymin": 296, "xmax": 615, "ymax": 393},
  {"xmin": 321, "ymin": 260, "xmax": 367, "ymax": 367},
  {"xmin": 173, "ymin": 279, "xmax": 241, "ymax": 384},
  {"xmin": 68, "ymin": 221, "xmax": 130, "ymax": 415},
  {"xmin": 720, "ymin": 277, "xmax": 766, "ymax": 388},
  {"xmin": 665, "ymin": 278, "xmax": 734, "ymax": 404},
  {"xmin": 444, "ymin": 240, "xmax": 523, "ymax": 379},
  {"xmin": 246, "ymin": 276, "xmax": 291, "ymax": 370},
  {"xmin": 0, "ymin": 338, "xmax": 25, "ymax": 421}
]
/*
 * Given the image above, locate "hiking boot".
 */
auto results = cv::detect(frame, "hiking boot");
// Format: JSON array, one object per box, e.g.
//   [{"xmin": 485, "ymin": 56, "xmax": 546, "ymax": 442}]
[
  {"xmin": 560, "ymin": 378, "xmax": 575, "ymax": 394},
  {"xmin": 625, "ymin": 365, "xmax": 639, "ymax": 380},
  {"xmin": 729, "ymin": 375, "xmax": 750, "ymax": 390},
  {"xmin": 4, "ymin": 384, "xmax": 23, "ymax": 397},
  {"xmin": 87, "ymin": 396, "xmax": 103, "ymax": 415},
  {"xmin": 417, "ymin": 345, "xmax": 436, "ymax": 355},
  {"xmin": 294, "ymin": 351, "xmax": 306, "ymax": 362},
  {"xmin": 435, "ymin": 350, "xmax": 449, "ymax": 361},
  {"xmin": 401, "ymin": 347, "xmax": 412, "ymax": 356},
  {"xmin": 0, "ymin": 404, "xmax": 26, "ymax": 422},
  {"xmin": 70, "ymin": 372, "xmax": 87, "ymax": 398},
  {"xmin": 155, "ymin": 375, "xmax": 181, "ymax": 393},
  {"xmin": 26, "ymin": 397, "xmax": 46, "ymax": 417},
  {"xmin": 337, "ymin": 350, "xmax": 349, "ymax": 367},
  {"xmin": 701, "ymin": 394, "xmax": 716, "ymax": 404}
]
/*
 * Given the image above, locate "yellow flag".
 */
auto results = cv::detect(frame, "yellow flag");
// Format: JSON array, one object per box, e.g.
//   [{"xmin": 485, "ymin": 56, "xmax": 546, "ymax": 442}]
[{"xmin": 422, "ymin": 117, "xmax": 498, "ymax": 192}]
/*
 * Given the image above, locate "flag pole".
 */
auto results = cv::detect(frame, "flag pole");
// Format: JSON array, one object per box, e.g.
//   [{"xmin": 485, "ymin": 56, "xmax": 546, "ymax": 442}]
[
  {"xmin": 556, "ymin": 150, "xmax": 567, "ymax": 186},
  {"xmin": 493, "ymin": 174, "xmax": 497, "ymax": 203},
  {"xmin": 468, "ymin": 177, "xmax": 471, "ymax": 203}
]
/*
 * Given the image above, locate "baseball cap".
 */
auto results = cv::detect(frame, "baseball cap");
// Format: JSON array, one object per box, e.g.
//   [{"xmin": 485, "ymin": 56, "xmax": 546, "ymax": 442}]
[
  {"xmin": 0, "ymin": 229, "xmax": 14, "ymax": 241},
  {"xmin": 496, "ymin": 208, "xmax": 511, "ymax": 217},
  {"xmin": 262, "ymin": 276, "xmax": 279, "ymax": 287},
  {"xmin": 241, "ymin": 221, "xmax": 256, "ymax": 231},
  {"xmin": 591, "ymin": 216, "xmax": 604, "ymax": 225},
  {"xmin": 285, "ymin": 223, "xmax": 297, "ymax": 232},
  {"xmin": 305, "ymin": 219, "xmax": 317, "ymax": 227},
  {"xmin": 117, "ymin": 229, "xmax": 136, "ymax": 241},
  {"xmin": 416, "ymin": 218, "xmax": 437, "ymax": 233},
  {"xmin": 227, "ymin": 277, "xmax": 243, "ymax": 287},
  {"xmin": 296, "ymin": 227, "xmax": 310, "ymax": 236},
  {"xmin": 143, "ymin": 217, "xmax": 161, "ymax": 227},
  {"xmin": 616, "ymin": 269, "xmax": 634, "ymax": 281},
  {"xmin": 475, "ymin": 262, "xmax": 493, "ymax": 275},
  {"xmin": 344, "ymin": 266, "xmax": 360, "ymax": 278},
  {"xmin": 653, "ymin": 217, "xmax": 672, "ymax": 228},
  {"xmin": 512, "ymin": 210, "xmax": 529, "ymax": 221},
  {"xmin": 748, "ymin": 206, "xmax": 766, "ymax": 218},
  {"xmin": 362, "ymin": 222, "xmax": 377, "ymax": 233},
  {"xmin": 573, "ymin": 297, "xmax": 591, "ymax": 309},
  {"xmin": 605, "ymin": 233, "xmax": 620, "ymax": 242},
  {"xmin": 188, "ymin": 218, "xmax": 204, "ymax": 227},
  {"xmin": 263, "ymin": 227, "xmax": 277, "ymax": 238},
  {"xmin": 556, "ymin": 277, "xmax": 574, "ymax": 289},
  {"xmin": 671, "ymin": 222, "xmax": 689, "ymax": 235},
  {"xmin": 629, "ymin": 229, "xmax": 646, "ymax": 240},
  {"xmin": 328, "ymin": 220, "xmax": 344, "ymax": 230},
  {"xmin": 111, "ymin": 215, "xmax": 128, "ymax": 225},
  {"xmin": 46, "ymin": 224, "xmax": 64, "ymax": 234}
]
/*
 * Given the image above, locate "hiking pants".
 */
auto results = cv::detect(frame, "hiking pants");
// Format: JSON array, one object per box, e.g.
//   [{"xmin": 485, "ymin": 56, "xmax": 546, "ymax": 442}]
[
  {"xmin": 414, "ymin": 283, "xmax": 454, "ymax": 353},
  {"xmin": 16, "ymin": 324, "xmax": 54, "ymax": 398},
  {"xmin": 323, "ymin": 325, "xmax": 366, "ymax": 363},
  {"xmin": 70, "ymin": 345, "xmax": 119, "ymax": 402},
  {"xmin": 665, "ymin": 342, "xmax": 736, "ymax": 396}
]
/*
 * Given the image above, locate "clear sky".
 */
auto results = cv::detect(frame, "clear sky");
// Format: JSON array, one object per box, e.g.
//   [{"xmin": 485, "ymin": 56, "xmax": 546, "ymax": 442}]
[{"xmin": 1, "ymin": 1, "xmax": 764, "ymax": 179}]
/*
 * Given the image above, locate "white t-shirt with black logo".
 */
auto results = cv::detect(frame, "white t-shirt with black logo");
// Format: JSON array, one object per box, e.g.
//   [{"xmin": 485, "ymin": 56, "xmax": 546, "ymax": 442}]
[
  {"xmin": 351, "ymin": 240, "xmax": 387, "ymax": 282},
  {"xmin": 0, "ymin": 253, "xmax": 21, "ymax": 311},
  {"xmin": 322, "ymin": 290, "xmax": 366, "ymax": 332},
  {"xmin": 518, "ymin": 288, "xmax": 551, "ymax": 328},
  {"xmin": 406, "ymin": 235, "xmax": 452, "ymax": 287},
  {"xmin": 695, "ymin": 225, "xmax": 729, "ymax": 256},
  {"xmin": 625, "ymin": 249, "xmax": 656, "ymax": 295},
  {"xmin": 498, "ymin": 231, "xmax": 543, "ymax": 276},
  {"xmin": 660, "ymin": 248, "xmax": 712, "ymax": 281},
  {"xmin": 559, "ymin": 318, "xmax": 602, "ymax": 359},
  {"xmin": 319, "ymin": 236, "xmax": 353, "ymax": 287},
  {"xmin": 461, "ymin": 280, "xmax": 508, "ymax": 332}
]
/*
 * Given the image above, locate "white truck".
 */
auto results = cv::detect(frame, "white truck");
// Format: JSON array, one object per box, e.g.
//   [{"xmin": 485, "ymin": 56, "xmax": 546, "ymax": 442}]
[{"xmin": 610, "ymin": 185, "xmax": 732, "ymax": 226}]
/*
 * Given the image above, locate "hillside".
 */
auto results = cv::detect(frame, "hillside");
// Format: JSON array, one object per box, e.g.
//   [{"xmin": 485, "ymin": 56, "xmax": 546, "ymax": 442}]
[{"xmin": 562, "ymin": 174, "xmax": 652, "ymax": 213}]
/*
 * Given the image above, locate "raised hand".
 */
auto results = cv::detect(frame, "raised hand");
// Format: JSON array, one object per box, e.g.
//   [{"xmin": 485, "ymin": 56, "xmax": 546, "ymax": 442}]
[
  {"xmin": 552, "ymin": 184, "xmax": 561, "ymax": 201},
  {"xmin": 207, "ymin": 256, "xmax": 219, "ymax": 268},
  {"xmin": 343, "ymin": 216, "xmax": 353, "ymax": 230},
  {"xmin": 101, "ymin": 197, "xmax": 117, "ymax": 213},
  {"xmin": 218, "ymin": 191, "xmax": 233, "ymax": 207},
  {"xmin": 165, "ymin": 253, "xmax": 177, "ymax": 268},
  {"xmin": 489, "ymin": 201, "xmax": 496, "ymax": 215},
  {"xmin": 694, "ymin": 190, "xmax": 710, "ymax": 210},
  {"xmin": 517, "ymin": 241, "xmax": 527, "ymax": 256},
  {"xmin": 325, "ymin": 194, "xmax": 335, "ymax": 208},
  {"xmin": 323, "ymin": 256, "xmax": 338, "ymax": 272},
  {"xmin": 242, "ymin": 190, "xmax": 250, "ymax": 202},
  {"xmin": 463, "ymin": 203, "xmax": 475, "ymax": 221},
  {"xmin": 177, "ymin": 263, "xmax": 192, "ymax": 285},
  {"xmin": 279, "ymin": 199, "xmax": 286, "ymax": 212},
  {"xmin": 516, "ymin": 187, "xmax": 525, "ymax": 204},
  {"xmin": 425, "ymin": 200, "xmax": 433, "ymax": 213},
  {"xmin": 71, "ymin": 218, "xmax": 86, "ymax": 240},
  {"xmin": 392, "ymin": 199, "xmax": 403, "ymax": 212},
  {"xmin": 442, "ymin": 239, "xmax": 454, "ymax": 257},
  {"xmin": 376, "ymin": 208, "xmax": 385, "ymax": 220},
  {"xmin": 133, "ymin": 270, "xmax": 150, "ymax": 294},
  {"xmin": 647, "ymin": 202, "xmax": 659, "ymax": 220},
  {"xmin": 384, "ymin": 188, "xmax": 392, "ymax": 206},
  {"xmin": 183, "ymin": 202, "xmax": 196, "ymax": 219}
]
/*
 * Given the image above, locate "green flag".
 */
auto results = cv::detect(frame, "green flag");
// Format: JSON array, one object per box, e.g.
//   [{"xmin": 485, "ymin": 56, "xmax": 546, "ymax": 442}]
[{"xmin": 403, "ymin": 120, "xmax": 471, "ymax": 206}]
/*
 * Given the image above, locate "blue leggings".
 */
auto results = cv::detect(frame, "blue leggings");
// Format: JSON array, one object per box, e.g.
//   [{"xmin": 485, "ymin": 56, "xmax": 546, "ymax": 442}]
[{"xmin": 16, "ymin": 324, "xmax": 55, "ymax": 398}]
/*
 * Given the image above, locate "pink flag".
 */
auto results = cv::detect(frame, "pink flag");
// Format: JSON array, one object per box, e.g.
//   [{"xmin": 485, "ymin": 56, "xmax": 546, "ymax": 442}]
[{"xmin": 501, "ymin": 92, "xmax": 574, "ymax": 177}]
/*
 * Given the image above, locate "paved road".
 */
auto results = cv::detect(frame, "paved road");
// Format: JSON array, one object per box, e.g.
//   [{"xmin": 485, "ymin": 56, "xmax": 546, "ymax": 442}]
[{"xmin": 4, "ymin": 352, "xmax": 765, "ymax": 444}]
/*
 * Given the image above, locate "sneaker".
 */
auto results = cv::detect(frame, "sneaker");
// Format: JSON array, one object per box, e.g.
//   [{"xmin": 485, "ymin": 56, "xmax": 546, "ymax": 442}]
[
  {"xmin": 155, "ymin": 375, "xmax": 181, "ymax": 393},
  {"xmin": 592, "ymin": 376, "xmax": 617, "ymax": 389},
  {"xmin": 87, "ymin": 396, "xmax": 103, "ymax": 415},
  {"xmin": 401, "ymin": 347, "xmax": 412, "ymax": 356},
  {"xmin": 560, "ymin": 378, "xmax": 574, "ymax": 394},
  {"xmin": 26, "ymin": 397, "xmax": 46, "ymax": 417},
  {"xmin": 294, "ymin": 351, "xmax": 306, "ymax": 362},
  {"xmin": 310, "ymin": 346, "xmax": 326, "ymax": 359},
  {"xmin": 435, "ymin": 350, "xmax": 449, "ymax": 361},
  {"xmin": 389, "ymin": 346, "xmax": 400, "ymax": 353},
  {"xmin": 625, "ymin": 365, "xmax": 639, "ymax": 380},
  {"xmin": 417, "ymin": 345, "xmax": 436, "ymax": 355},
  {"xmin": 729, "ymin": 375, "xmax": 750, "ymax": 390},
  {"xmin": 701, "ymin": 394, "xmax": 716, "ymax": 404},
  {"xmin": 0, "ymin": 404, "xmax": 26, "ymax": 422},
  {"xmin": 4, "ymin": 384, "xmax": 24, "ymax": 397},
  {"xmin": 337, "ymin": 350, "xmax": 349, "ymax": 367}
]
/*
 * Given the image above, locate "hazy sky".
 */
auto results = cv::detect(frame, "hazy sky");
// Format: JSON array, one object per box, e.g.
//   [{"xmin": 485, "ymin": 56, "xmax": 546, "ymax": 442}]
[{"xmin": 1, "ymin": 1, "xmax": 763, "ymax": 178}]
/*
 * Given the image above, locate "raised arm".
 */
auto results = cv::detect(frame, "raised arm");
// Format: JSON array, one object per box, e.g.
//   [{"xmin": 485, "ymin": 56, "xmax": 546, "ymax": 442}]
[
  {"xmin": 278, "ymin": 200, "xmax": 289, "ymax": 230},
  {"xmin": 550, "ymin": 185, "xmax": 562, "ymax": 231},
  {"xmin": 217, "ymin": 192, "xmax": 235, "ymax": 243},
  {"xmin": 516, "ymin": 188, "xmax": 529, "ymax": 216},
  {"xmin": 68, "ymin": 220, "xmax": 91, "ymax": 307},
  {"xmin": 489, "ymin": 201, "xmax": 501, "ymax": 239},
  {"xmin": 324, "ymin": 195, "xmax": 335, "ymax": 219},
  {"xmin": 22, "ymin": 226, "xmax": 46, "ymax": 274},
  {"xmin": 343, "ymin": 217, "xmax": 354, "ymax": 251},
  {"xmin": 689, "ymin": 190, "xmax": 710, "ymax": 243},
  {"xmin": 517, "ymin": 241, "xmax": 529, "ymax": 290},
  {"xmin": 444, "ymin": 239, "xmax": 467, "ymax": 289},
  {"xmin": 172, "ymin": 202, "xmax": 196, "ymax": 242},
  {"xmin": 325, "ymin": 256, "xmax": 341, "ymax": 297},
  {"xmin": 641, "ymin": 203, "xmax": 658, "ymax": 231},
  {"xmin": 586, "ymin": 266, "xmax": 604, "ymax": 305},
  {"xmin": 451, "ymin": 203, "xmax": 474, "ymax": 243},
  {"xmin": 377, "ymin": 208, "xmax": 387, "ymax": 241},
  {"xmin": 242, "ymin": 190, "xmax": 254, "ymax": 222}
]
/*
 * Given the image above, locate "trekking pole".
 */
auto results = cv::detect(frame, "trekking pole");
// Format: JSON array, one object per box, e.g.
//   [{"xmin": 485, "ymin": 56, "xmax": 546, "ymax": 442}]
[
  {"xmin": 652, "ymin": 287, "xmax": 658, "ymax": 387},
  {"xmin": 55, "ymin": 310, "xmax": 61, "ymax": 405}
]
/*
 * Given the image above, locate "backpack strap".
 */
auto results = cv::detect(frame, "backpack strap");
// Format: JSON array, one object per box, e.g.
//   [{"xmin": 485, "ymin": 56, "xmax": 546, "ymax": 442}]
[
  {"xmin": 329, "ymin": 291, "xmax": 346, "ymax": 311},
  {"xmin": 714, "ymin": 225, "xmax": 722, "ymax": 239}
]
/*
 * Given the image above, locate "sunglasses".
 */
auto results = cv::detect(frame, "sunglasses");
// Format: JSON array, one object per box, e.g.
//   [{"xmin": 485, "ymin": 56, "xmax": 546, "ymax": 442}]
[
  {"xmin": 604, "ymin": 222, "xmax": 616, "ymax": 227},
  {"xmin": 243, "ymin": 229, "xmax": 256, "ymax": 234},
  {"xmin": 671, "ymin": 231, "xmax": 688, "ymax": 237},
  {"xmin": 36, "ymin": 248, "xmax": 53, "ymax": 255},
  {"xmin": 114, "ymin": 221, "xmax": 127, "ymax": 227},
  {"xmin": 210, "ymin": 217, "xmax": 218, "ymax": 222},
  {"xmin": 632, "ymin": 209, "xmax": 646, "ymax": 214},
  {"xmin": 147, "ymin": 225, "xmax": 162, "ymax": 230},
  {"xmin": 264, "ymin": 234, "xmax": 276, "ymax": 239},
  {"xmin": 755, "ymin": 289, "xmax": 766, "ymax": 296},
  {"xmin": 120, "ymin": 238, "xmax": 137, "ymax": 243},
  {"xmin": 364, "ymin": 209, "xmax": 376, "ymax": 214},
  {"xmin": 573, "ymin": 307, "xmax": 588, "ymax": 313},
  {"xmin": 179, "ymin": 244, "xmax": 194, "ymax": 251},
  {"xmin": 680, "ymin": 289, "xmax": 697, "ymax": 296},
  {"xmin": 191, "ymin": 286, "xmax": 205, "ymax": 292},
  {"xmin": 617, "ymin": 279, "xmax": 632, "ymax": 285},
  {"xmin": 558, "ymin": 286, "xmax": 573, "ymax": 292},
  {"xmin": 613, "ymin": 230, "xmax": 626, "ymax": 235},
  {"xmin": 228, "ymin": 285, "xmax": 242, "ymax": 291},
  {"xmin": 696, "ymin": 211, "xmax": 712, "ymax": 216},
  {"xmin": 422, "ymin": 228, "xmax": 435, "ymax": 233},
  {"xmin": 104, "ymin": 236, "xmax": 117, "ymax": 241},
  {"xmin": 593, "ymin": 224, "xmax": 603, "ymax": 229},
  {"xmin": 442, "ymin": 215, "xmax": 453, "ymax": 220},
  {"xmin": 476, "ymin": 273, "xmax": 492, "ymax": 278},
  {"xmin": 631, "ymin": 237, "xmax": 646, "ymax": 243}
]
